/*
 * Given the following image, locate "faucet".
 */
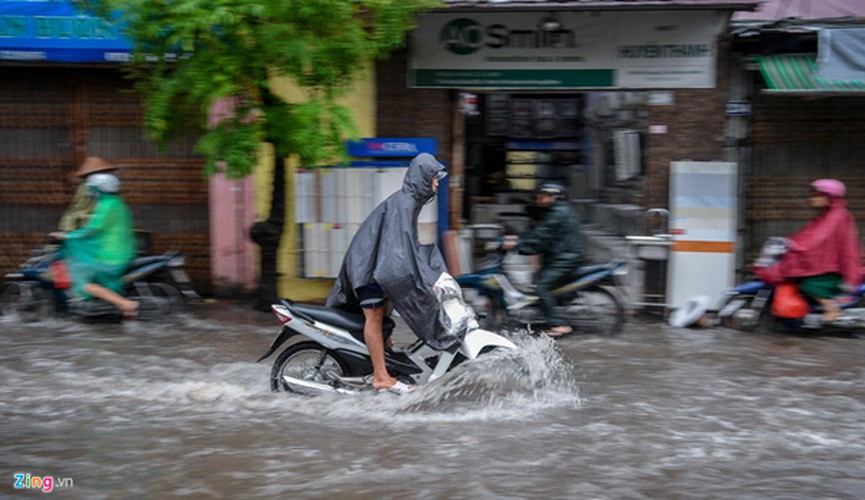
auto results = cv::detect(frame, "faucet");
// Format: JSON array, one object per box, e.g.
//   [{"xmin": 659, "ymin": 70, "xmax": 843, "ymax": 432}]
[{"xmin": 644, "ymin": 208, "xmax": 670, "ymax": 236}]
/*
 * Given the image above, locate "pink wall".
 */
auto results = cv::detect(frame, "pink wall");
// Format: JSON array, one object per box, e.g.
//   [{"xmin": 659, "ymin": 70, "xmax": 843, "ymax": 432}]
[{"xmin": 208, "ymin": 174, "xmax": 258, "ymax": 295}]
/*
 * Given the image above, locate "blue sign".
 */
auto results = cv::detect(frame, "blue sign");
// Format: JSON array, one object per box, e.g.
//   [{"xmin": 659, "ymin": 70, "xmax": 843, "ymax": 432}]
[
  {"xmin": 725, "ymin": 101, "xmax": 752, "ymax": 117},
  {"xmin": 0, "ymin": 1, "xmax": 131, "ymax": 63},
  {"xmin": 346, "ymin": 138, "xmax": 438, "ymax": 158}
]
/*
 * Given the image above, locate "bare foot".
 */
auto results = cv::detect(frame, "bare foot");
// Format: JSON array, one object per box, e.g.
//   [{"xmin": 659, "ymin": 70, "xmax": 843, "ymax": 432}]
[
  {"xmin": 822, "ymin": 306, "xmax": 841, "ymax": 322},
  {"xmin": 819, "ymin": 299, "xmax": 841, "ymax": 322},
  {"xmin": 371, "ymin": 376, "xmax": 399, "ymax": 391},
  {"xmin": 544, "ymin": 325, "xmax": 573, "ymax": 337},
  {"xmin": 121, "ymin": 301, "xmax": 139, "ymax": 320}
]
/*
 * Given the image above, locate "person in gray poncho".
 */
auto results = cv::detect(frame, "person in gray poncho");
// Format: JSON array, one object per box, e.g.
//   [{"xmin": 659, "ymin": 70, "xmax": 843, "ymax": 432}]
[{"xmin": 326, "ymin": 153, "xmax": 450, "ymax": 394}]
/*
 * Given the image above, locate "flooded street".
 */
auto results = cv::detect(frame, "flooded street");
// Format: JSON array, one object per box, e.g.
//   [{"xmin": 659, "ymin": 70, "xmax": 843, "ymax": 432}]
[{"xmin": 2, "ymin": 302, "xmax": 864, "ymax": 499}]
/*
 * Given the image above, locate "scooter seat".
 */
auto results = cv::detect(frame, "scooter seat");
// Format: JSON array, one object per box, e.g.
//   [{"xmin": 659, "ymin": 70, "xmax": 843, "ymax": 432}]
[
  {"xmin": 291, "ymin": 303, "xmax": 395, "ymax": 342},
  {"xmin": 129, "ymin": 253, "xmax": 173, "ymax": 269},
  {"xmin": 571, "ymin": 263, "xmax": 612, "ymax": 279}
]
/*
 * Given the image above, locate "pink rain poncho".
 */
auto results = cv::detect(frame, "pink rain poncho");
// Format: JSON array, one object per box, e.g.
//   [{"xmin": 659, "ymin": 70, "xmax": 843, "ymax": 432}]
[{"xmin": 779, "ymin": 197, "xmax": 863, "ymax": 288}]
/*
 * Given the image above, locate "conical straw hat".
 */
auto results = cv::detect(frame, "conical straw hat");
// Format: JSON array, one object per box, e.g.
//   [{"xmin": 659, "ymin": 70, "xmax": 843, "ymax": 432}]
[{"xmin": 75, "ymin": 156, "xmax": 116, "ymax": 178}]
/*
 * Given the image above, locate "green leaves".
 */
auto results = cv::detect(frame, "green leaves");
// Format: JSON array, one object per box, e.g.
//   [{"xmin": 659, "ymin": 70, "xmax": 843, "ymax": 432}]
[
  {"xmin": 196, "ymin": 120, "xmax": 264, "ymax": 179},
  {"xmin": 79, "ymin": 0, "xmax": 442, "ymax": 177},
  {"xmin": 280, "ymin": 99, "xmax": 357, "ymax": 166}
]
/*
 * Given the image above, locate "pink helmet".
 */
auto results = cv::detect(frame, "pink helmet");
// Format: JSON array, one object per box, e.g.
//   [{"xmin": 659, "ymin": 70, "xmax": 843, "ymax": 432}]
[{"xmin": 810, "ymin": 178, "xmax": 846, "ymax": 198}]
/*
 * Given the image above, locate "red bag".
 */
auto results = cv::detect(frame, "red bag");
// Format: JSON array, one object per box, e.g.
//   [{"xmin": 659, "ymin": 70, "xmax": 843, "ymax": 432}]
[
  {"xmin": 771, "ymin": 282, "xmax": 809, "ymax": 319},
  {"xmin": 50, "ymin": 260, "xmax": 71, "ymax": 289}
]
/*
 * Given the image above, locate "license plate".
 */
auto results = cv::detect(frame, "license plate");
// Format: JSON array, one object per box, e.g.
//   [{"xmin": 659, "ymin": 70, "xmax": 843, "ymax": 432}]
[{"xmin": 171, "ymin": 269, "xmax": 190, "ymax": 283}]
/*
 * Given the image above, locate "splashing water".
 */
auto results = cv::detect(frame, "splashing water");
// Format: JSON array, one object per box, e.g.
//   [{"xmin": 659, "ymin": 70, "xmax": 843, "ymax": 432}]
[
  {"xmin": 0, "ymin": 315, "xmax": 581, "ymax": 429},
  {"xmin": 277, "ymin": 328, "xmax": 582, "ymax": 425}
]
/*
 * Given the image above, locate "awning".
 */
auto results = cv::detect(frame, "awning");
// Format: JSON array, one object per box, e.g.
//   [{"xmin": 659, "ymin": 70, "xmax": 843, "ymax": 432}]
[
  {"xmin": 818, "ymin": 28, "xmax": 865, "ymax": 82},
  {"xmin": 0, "ymin": 1, "xmax": 131, "ymax": 63},
  {"xmin": 756, "ymin": 54, "xmax": 865, "ymax": 94}
]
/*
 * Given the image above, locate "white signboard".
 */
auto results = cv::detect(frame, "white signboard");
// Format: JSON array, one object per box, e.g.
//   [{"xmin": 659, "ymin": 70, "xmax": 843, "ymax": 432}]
[
  {"xmin": 666, "ymin": 161, "xmax": 738, "ymax": 309},
  {"xmin": 410, "ymin": 10, "xmax": 727, "ymax": 89}
]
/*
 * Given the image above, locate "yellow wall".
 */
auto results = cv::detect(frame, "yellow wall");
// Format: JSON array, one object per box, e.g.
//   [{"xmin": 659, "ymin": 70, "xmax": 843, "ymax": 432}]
[{"xmin": 253, "ymin": 63, "xmax": 377, "ymax": 302}]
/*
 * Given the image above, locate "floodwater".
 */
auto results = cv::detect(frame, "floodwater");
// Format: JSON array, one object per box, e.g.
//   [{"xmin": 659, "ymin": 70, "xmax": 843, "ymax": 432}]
[{"xmin": 1, "ymin": 302, "xmax": 864, "ymax": 499}]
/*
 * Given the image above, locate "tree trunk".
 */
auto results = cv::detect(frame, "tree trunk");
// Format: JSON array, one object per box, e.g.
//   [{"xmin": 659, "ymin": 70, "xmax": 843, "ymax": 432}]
[{"xmin": 249, "ymin": 154, "xmax": 285, "ymax": 311}]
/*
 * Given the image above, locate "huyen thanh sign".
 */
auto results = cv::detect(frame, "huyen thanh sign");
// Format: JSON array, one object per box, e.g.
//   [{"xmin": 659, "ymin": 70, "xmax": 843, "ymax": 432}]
[{"xmin": 410, "ymin": 10, "xmax": 727, "ymax": 89}]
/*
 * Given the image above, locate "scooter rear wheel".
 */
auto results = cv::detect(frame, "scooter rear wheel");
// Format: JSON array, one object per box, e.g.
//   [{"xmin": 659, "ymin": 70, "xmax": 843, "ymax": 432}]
[
  {"xmin": 270, "ymin": 341, "xmax": 349, "ymax": 393},
  {"xmin": 128, "ymin": 282, "xmax": 186, "ymax": 320},
  {"xmin": 564, "ymin": 285, "xmax": 625, "ymax": 336}
]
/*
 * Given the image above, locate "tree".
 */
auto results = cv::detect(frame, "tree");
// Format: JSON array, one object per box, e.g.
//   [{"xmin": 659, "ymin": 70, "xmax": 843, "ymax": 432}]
[{"xmin": 83, "ymin": 0, "xmax": 441, "ymax": 308}]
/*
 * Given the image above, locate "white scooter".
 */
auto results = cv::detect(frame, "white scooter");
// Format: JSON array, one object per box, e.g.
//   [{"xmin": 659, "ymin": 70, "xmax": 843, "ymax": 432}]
[{"xmin": 257, "ymin": 274, "xmax": 517, "ymax": 395}]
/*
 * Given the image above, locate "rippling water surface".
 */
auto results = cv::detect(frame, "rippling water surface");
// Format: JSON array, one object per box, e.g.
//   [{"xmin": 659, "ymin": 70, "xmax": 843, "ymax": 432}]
[{"xmin": 2, "ymin": 302, "xmax": 864, "ymax": 499}]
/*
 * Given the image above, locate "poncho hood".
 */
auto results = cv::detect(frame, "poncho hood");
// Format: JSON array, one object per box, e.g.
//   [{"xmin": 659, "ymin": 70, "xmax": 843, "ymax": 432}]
[{"xmin": 326, "ymin": 153, "xmax": 460, "ymax": 350}]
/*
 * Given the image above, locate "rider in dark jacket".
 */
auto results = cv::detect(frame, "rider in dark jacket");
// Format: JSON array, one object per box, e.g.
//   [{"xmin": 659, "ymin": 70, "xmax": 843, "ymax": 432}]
[{"xmin": 504, "ymin": 183, "xmax": 582, "ymax": 336}]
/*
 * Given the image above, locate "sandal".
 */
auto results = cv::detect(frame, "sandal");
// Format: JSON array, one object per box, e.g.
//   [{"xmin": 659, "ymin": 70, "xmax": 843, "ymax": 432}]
[{"xmin": 378, "ymin": 380, "xmax": 416, "ymax": 395}]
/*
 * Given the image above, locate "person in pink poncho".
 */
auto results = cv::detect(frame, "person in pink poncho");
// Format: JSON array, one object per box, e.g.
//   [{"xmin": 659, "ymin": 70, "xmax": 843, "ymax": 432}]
[{"xmin": 779, "ymin": 179, "xmax": 863, "ymax": 321}]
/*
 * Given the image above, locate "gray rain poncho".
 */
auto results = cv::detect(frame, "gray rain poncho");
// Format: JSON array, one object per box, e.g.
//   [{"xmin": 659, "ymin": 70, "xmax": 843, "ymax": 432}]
[{"xmin": 325, "ymin": 153, "xmax": 461, "ymax": 351}]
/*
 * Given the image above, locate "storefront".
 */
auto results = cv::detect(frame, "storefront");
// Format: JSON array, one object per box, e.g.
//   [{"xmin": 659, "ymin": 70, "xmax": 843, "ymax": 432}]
[
  {"xmin": 368, "ymin": 1, "xmax": 761, "ymax": 307},
  {"xmin": 398, "ymin": 3, "xmax": 756, "ymax": 231}
]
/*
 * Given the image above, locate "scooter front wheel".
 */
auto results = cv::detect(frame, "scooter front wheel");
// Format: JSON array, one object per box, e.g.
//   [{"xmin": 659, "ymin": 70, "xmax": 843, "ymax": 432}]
[
  {"xmin": 270, "ymin": 341, "xmax": 349, "ymax": 393},
  {"xmin": 0, "ymin": 282, "xmax": 55, "ymax": 323},
  {"xmin": 719, "ymin": 294, "xmax": 777, "ymax": 332}
]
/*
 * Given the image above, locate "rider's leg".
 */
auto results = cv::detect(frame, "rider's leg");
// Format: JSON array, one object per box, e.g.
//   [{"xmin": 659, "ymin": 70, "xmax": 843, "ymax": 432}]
[
  {"xmin": 799, "ymin": 274, "xmax": 843, "ymax": 322},
  {"xmin": 362, "ymin": 304, "xmax": 398, "ymax": 389},
  {"xmin": 536, "ymin": 266, "xmax": 572, "ymax": 335},
  {"xmin": 356, "ymin": 283, "xmax": 413, "ymax": 391},
  {"xmin": 83, "ymin": 283, "xmax": 138, "ymax": 316},
  {"xmin": 816, "ymin": 298, "xmax": 841, "ymax": 322},
  {"xmin": 70, "ymin": 261, "xmax": 137, "ymax": 318}
]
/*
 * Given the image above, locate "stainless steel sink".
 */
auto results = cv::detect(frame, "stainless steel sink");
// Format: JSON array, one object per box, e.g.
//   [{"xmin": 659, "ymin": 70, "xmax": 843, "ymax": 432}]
[{"xmin": 625, "ymin": 234, "xmax": 673, "ymax": 261}]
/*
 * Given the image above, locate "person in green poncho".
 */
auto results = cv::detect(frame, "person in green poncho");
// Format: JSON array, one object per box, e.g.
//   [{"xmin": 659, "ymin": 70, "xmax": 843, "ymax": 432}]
[
  {"xmin": 58, "ymin": 156, "xmax": 118, "ymax": 232},
  {"xmin": 51, "ymin": 173, "xmax": 138, "ymax": 319}
]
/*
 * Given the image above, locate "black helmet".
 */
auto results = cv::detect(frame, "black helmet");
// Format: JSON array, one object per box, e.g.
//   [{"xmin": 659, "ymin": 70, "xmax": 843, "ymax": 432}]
[{"xmin": 536, "ymin": 183, "xmax": 565, "ymax": 198}]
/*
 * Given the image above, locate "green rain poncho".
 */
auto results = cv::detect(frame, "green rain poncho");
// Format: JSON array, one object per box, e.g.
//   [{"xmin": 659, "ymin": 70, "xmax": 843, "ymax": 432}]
[{"xmin": 64, "ymin": 193, "xmax": 135, "ymax": 296}]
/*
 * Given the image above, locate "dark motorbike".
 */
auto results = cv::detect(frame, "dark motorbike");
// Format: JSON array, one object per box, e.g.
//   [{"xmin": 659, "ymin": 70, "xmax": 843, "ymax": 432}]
[
  {"xmin": 1, "ymin": 243, "xmax": 197, "ymax": 322},
  {"xmin": 455, "ymin": 242, "xmax": 628, "ymax": 335}
]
